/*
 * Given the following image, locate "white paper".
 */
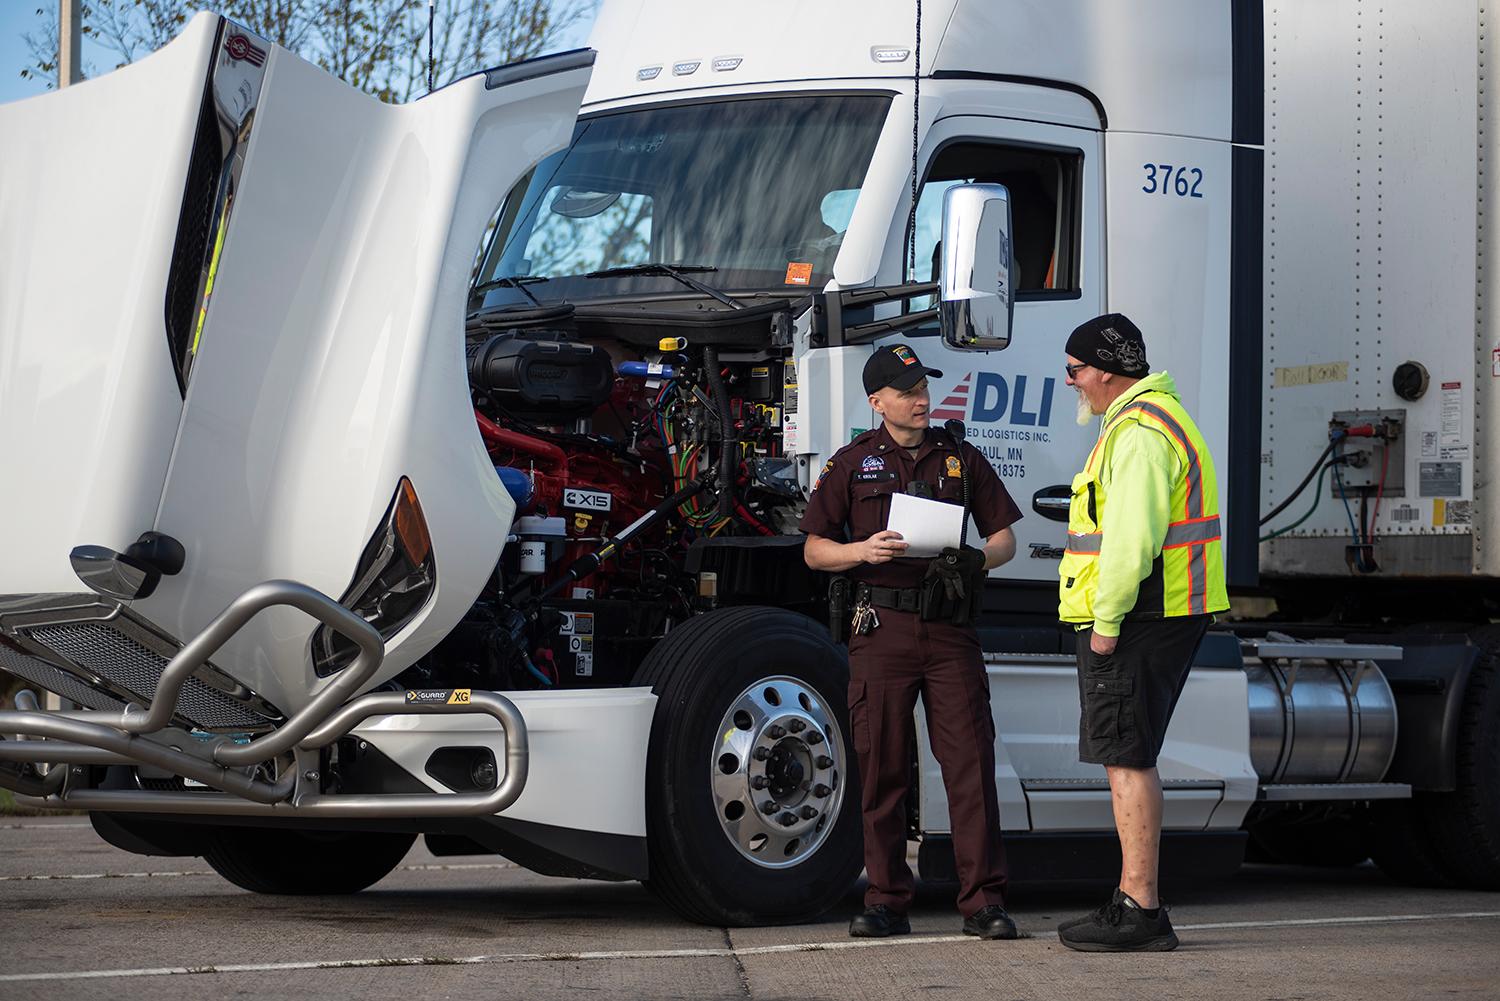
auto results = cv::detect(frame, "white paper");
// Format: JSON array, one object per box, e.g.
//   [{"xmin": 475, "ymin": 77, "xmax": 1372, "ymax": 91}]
[{"xmin": 886, "ymin": 492, "xmax": 964, "ymax": 559}]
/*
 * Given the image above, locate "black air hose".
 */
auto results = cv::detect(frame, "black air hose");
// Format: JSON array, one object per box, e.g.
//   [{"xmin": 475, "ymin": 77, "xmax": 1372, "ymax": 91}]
[{"xmin": 703, "ymin": 346, "xmax": 737, "ymax": 521}]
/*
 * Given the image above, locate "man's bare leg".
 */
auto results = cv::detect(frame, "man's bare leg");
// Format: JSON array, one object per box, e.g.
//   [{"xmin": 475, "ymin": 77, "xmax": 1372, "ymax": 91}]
[{"xmin": 1105, "ymin": 764, "xmax": 1163, "ymax": 908}]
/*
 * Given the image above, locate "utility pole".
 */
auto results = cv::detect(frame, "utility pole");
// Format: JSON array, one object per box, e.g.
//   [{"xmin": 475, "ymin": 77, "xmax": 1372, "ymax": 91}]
[{"xmin": 59, "ymin": 0, "xmax": 83, "ymax": 87}]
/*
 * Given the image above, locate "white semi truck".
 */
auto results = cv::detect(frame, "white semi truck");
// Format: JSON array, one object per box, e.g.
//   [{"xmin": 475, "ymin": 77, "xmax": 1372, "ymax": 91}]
[{"xmin": 0, "ymin": 0, "xmax": 1495, "ymax": 924}]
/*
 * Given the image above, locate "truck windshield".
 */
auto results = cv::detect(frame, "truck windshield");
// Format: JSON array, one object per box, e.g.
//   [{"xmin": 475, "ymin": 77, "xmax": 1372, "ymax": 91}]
[{"xmin": 473, "ymin": 94, "xmax": 892, "ymax": 307}]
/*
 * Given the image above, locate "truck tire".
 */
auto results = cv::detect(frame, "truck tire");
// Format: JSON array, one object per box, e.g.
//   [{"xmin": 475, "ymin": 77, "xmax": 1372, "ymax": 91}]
[
  {"xmin": 1417, "ymin": 625, "xmax": 1500, "ymax": 889},
  {"xmin": 203, "ymin": 828, "xmax": 416, "ymax": 894},
  {"xmin": 634, "ymin": 606, "xmax": 862, "ymax": 926},
  {"xmin": 1366, "ymin": 799, "xmax": 1454, "ymax": 888}
]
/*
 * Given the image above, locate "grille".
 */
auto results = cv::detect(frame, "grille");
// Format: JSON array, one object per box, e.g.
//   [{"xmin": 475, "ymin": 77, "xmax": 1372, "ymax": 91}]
[
  {"xmin": 25, "ymin": 623, "xmax": 275, "ymax": 732},
  {"xmin": 0, "ymin": 645, "xmax": 126, "ymax": 713}
]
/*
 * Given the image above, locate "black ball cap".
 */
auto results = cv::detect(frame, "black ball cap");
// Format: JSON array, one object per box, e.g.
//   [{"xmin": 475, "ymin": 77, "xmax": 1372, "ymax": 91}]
[{"xmin": 863, "ymin": 344, "xmax": 943, "ymax": 396}]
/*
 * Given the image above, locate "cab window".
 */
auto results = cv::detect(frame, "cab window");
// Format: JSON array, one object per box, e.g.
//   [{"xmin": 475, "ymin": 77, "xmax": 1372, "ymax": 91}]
[{"xmin": 907, "ymin": 142, "xmax": 1082, "ymax": 300}]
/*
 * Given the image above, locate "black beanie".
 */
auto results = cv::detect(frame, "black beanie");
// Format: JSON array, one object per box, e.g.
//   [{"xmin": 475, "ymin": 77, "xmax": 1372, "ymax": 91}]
[{"xmin": 1065, "ymin": 313, "xmax": 1149, "ymax": 377}]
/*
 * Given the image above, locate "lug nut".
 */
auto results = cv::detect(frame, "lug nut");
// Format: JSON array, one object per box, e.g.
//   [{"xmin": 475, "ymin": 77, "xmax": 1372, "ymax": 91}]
[
  {"xmin": 778, "ymin": 812, "xmax": 798, "ymax": 827},
  {"xmin": 815, "ymin": 755, "xmax": 834, "ymax": 769},
  {"xmin": 787, "ymin": 719, "xmax": 807, "ymax": 733},
  {"xmin": 760, "ymin": 800, "xmax": 778, "ymax": 815},
  {"xmin": 751, "ymin": 775, "xmax": 769, "ymax": 790},
  {"xmin": 766, "ymin": 724, "xmax": 786, "ymax": 739},
  {"xmin": 799, "ymin": 805, "xmax": 818, "ymax": 820},
  {"xmin": 754, "ymin": 747, "xmax": 772, "ymax": 761},
  {"xmin": 806, "ymin": 731, "xmax": 825, "ymax": 745},
  {"xmin": 813, "ymin": 783, "xmax": 831, "ymax": 798}
]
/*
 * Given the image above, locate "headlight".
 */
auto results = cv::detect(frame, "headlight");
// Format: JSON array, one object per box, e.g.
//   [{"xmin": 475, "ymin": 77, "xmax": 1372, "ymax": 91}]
[{"xmin": 312, "ymin": 477, "xmax": 436, "ymax": 676}]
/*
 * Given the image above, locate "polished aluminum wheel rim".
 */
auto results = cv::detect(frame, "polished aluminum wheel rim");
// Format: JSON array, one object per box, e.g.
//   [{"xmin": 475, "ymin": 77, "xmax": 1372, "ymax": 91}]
[{"xmin": 710, "ymin": 674, "xmax": 847, "ymax": 868}]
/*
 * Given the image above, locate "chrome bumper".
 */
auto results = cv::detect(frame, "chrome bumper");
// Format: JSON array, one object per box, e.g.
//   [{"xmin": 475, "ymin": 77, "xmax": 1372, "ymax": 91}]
[{"xmin": 0, "ymin": 580, "xmax": 527, "ymax": 818}]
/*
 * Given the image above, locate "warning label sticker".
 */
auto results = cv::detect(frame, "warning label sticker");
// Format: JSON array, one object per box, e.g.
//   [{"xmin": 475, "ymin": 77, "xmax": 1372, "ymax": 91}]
[
  {"xmin": 1420, "ymin": 461, "xmax": 1463, "ymax": 497},
  {"xmin": 1442, "ymin": 382, "xmax": 1463, "ymax": 446},
  {"xmin": 784, "ymin": 262, "xmax": 813, "ymax": 285}
]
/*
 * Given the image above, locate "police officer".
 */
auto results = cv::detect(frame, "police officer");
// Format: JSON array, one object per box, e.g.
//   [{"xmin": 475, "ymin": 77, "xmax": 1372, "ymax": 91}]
[
  {"xmin": 1053, "ymin": 314, "xmax": 1229, "ymax": 952},
  {"xmin": 801, "ymin": 344, "xmax": 1022, "ymax": 940}
]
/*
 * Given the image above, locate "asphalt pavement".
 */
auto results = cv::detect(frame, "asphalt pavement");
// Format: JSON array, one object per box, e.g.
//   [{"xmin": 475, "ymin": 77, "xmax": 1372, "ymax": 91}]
[{"xmin": 2, "ymin": 816, "xmax": 1498, "ymax": 1000}]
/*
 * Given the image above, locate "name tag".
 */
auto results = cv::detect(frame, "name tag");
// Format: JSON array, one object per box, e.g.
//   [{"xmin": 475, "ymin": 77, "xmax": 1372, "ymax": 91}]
[{"xmin": 855, "ymin": 470, "xmax": 898, "ymax": 483}]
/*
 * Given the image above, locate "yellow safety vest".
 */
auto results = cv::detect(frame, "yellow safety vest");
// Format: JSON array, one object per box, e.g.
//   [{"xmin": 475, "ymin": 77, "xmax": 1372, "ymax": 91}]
[{"xmin": 1058, "ymin": 389, "xmax": 1229, "ymax": 623}]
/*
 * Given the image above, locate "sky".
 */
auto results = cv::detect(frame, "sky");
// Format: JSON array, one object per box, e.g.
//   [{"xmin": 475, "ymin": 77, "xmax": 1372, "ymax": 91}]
[{"xmin": 0, "ymin": 2, "xmax": 597, "ymax": 106}]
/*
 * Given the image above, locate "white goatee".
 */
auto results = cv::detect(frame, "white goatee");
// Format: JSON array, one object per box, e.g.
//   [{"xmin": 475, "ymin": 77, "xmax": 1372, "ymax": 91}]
[{"xmin": 1075, "ymin": 392, "xmax": 1095, "ymax": 426}]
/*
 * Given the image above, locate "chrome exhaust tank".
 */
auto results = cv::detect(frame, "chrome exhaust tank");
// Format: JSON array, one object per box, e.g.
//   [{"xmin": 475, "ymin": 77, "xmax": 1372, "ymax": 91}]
[{"xmin": 1244, "ymin": 639, "xmax": 1399, "ymax": 784}]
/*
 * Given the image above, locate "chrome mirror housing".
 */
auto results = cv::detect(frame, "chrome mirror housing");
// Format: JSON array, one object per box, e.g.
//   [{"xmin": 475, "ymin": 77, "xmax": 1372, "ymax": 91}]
[{"xmin": 938, "ymin": 183, "xmax": 1015, "ymax": 351}]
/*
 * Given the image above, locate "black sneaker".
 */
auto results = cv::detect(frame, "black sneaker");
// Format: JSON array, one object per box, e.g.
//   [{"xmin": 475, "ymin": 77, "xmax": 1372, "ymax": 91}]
[
  {"xmin": 849, "ymin": 904, "xmax": 911, "ymax": 938},
  {"xmin": 1056, "ymin": 888, "xmax": 1129, "ymax": 933},
  {"xmin": 1057, "ymin": 891, "xmax": 1178, "ymax": 952},
  {"xmin": 962, "ymin": 904, "xmax": 1020, "ymax": 940}
]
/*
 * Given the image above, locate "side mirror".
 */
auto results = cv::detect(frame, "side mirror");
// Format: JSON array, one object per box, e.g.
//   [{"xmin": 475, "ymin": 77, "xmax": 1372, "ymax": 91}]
[{"xmin": 938, "ymin": 183, "xmax": 1015, "ymax": 351}]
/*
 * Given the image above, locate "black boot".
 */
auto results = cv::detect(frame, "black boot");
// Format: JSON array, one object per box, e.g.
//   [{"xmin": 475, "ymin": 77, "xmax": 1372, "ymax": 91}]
[
  {"xmin": 849, "ymin": 904, "xmax": 911, "ymax": 938},
  {"xmin": 1057, "ymin": 890, "xmax": 1178, "ymax": 952},
  {"xmin": 962, "ymin": 904, "xmax": 1020, "ymax": 940}
]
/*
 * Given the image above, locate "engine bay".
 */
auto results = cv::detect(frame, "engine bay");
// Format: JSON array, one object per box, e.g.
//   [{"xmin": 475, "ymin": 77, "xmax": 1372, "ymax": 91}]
[{"xmin": 395, "ymin": 299, "xmax": 817, "ymax": 696}]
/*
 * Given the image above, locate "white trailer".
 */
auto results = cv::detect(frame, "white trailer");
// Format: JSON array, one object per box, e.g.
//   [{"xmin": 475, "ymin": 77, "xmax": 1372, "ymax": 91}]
[{"xmin": 0, "ymin": 0, "xmax": 1495, "ymax": 923}]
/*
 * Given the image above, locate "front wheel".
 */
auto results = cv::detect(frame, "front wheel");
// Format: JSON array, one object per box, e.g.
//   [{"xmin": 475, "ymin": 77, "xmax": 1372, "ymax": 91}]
[{"xmin": 635, "ymin": 606, "xmax": 862, "ymax": 926}]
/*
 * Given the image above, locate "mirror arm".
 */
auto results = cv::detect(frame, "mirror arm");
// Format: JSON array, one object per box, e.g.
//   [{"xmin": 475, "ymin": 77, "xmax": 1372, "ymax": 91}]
[
  {"xmin": 842, "ymin": 307, "xmax": 940, "ymax": 345},
  {"xmin": 810, "ymin": 282, "xmax": 940, "ymax": 347}
]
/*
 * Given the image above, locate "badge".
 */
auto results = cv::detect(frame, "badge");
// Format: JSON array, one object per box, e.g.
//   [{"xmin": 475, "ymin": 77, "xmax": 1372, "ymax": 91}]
[
  {"xmin": 812, "ymin": 459, "xmax": 834, "ymax": 492},
  {"xmin": 862, "ymin": 455, "xmax": 886, "ymax": 471},
  {"xmin": 946, "ymin": 455, "xmax": 962, "ymax": 478}
]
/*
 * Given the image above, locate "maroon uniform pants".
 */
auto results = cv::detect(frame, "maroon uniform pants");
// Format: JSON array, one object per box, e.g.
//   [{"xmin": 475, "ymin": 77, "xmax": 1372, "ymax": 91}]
[{"xmin": 847, "ymin": 607, "xmax": 1008, "ymax": 916}]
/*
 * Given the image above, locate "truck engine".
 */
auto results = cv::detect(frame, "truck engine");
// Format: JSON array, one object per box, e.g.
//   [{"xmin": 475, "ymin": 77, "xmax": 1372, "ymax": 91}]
[{"xmin": 397, "ymin": 300, "xmax": 812, "ymax": 696}]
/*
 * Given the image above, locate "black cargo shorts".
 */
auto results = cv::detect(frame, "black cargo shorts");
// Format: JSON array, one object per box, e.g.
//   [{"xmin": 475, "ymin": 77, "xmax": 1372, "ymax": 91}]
[{"xmin": 1074, "ymin": 615, "xmax": 1214, "ymax": 768}]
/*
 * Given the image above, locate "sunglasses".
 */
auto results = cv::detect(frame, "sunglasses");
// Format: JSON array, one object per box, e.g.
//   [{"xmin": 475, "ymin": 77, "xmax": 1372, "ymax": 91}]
[{"xmin": 1064, "ymin": 361, "xmax": 1089, "ymax": 378}]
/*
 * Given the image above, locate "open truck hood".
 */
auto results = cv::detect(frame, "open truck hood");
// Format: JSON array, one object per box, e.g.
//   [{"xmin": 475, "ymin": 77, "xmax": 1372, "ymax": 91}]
[{"xmin": 0, "ymin": 13, "xmax": 592, "ymax": 717}]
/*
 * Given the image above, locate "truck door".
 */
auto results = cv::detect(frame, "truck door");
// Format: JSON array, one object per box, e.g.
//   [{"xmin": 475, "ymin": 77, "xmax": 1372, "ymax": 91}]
[{"xmin": 901, "ymin": 115, "xmax": 1104, "ymax": 582}]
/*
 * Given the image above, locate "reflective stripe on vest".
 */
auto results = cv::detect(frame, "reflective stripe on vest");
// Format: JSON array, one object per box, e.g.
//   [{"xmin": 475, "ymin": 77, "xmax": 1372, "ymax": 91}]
[
  {"xmin": 1064, "ymin": 514, "xmax": 1222, "ymax": 555},
  {"xmin": 1122, "ymin": 402, "xmax": 1212, "ymax": 615},
  {"xmin": 1061, "ymin": 390, "xmax": 1227, "ymax": 619}
]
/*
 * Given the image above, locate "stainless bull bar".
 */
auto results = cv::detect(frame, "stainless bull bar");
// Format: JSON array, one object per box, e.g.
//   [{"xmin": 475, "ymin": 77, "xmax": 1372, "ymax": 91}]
[{"xmin": 0, "ymin": 580, "xmax": 528, "ymax": 818}]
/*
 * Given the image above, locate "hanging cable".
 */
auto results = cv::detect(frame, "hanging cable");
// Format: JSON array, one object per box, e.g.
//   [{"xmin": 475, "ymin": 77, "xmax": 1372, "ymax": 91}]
[
  {"xmin": 907, "ymin": 0, "xmax": 922, "ymax": 278},
  {"xmin": 1259, "ymin": 433, "xmax": 1345, "ymax": 526},
  {"xmin": 427, "ymin": 0, "xmax": 436, "ymax": 94},
  {"xmin": 1368, "ymin": 437, "xmax": 1391, "ymax": 542},
  {"xmin": 1259, "ymin": 457, "xmax": 1351, "ymax": 542}
]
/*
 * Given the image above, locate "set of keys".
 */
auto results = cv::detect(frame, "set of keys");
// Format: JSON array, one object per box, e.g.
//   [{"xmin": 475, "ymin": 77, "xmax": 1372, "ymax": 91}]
[{"xmin": 852, "ymin": 601, "xmax": 881, "ymax": 635}]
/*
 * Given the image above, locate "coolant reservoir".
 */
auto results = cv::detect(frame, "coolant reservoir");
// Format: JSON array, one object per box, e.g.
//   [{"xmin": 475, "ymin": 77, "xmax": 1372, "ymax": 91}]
[{"xmin": 1244, "ymin": 640, "xmax": 1399, "ymax": 784}]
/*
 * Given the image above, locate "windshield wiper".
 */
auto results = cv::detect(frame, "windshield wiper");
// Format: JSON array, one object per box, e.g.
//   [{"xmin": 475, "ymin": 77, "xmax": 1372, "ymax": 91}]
[
  {"xmin": 583, "ymin": 262, "xmax": 744, "ymax": 310},
  {"xmin": 472, "ymin": 274, "xmax": 550, "ymax": 308}
]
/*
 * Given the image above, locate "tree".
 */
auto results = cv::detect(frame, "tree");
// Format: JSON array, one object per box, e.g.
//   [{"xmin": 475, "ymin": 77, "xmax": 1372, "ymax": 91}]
[{"xmin": 19, "ymin": 0, "xmax": 593, "ymax": 102}]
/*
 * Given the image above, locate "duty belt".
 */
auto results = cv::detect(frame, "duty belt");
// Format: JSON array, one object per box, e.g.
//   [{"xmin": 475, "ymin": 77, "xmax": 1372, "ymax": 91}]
[{"xmin": 853, "ymin": 582, "xmax": 922, "ymax": 613}]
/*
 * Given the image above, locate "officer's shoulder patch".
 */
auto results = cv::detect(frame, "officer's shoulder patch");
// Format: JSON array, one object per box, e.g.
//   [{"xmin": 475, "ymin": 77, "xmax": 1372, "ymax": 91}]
[{"xmin": 811, "ymin": 458, "xmax": 835, "ymax": 492}]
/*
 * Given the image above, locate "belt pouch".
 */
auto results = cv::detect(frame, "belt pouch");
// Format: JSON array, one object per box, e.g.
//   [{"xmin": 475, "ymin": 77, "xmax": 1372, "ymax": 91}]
[{"xmin": 828, "ymin": 576, "xmax": 850, "ymax": 644}]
